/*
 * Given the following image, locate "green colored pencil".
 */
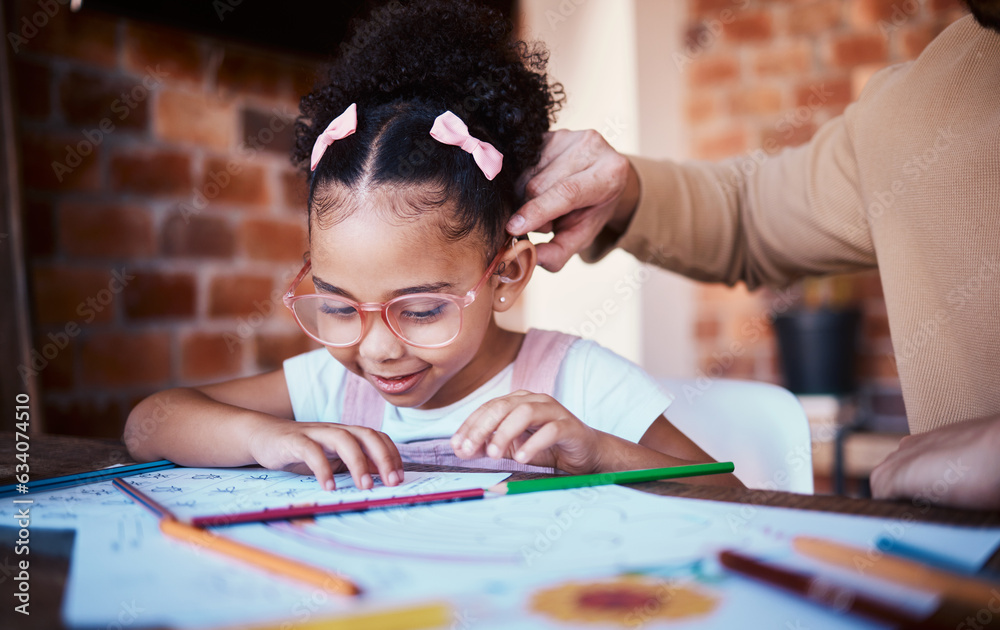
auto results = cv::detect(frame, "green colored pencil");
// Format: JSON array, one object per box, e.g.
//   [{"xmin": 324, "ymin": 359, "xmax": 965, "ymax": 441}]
[{"xmin": 488, "ymin": 461, "xmax": 735, "ymax": 495}]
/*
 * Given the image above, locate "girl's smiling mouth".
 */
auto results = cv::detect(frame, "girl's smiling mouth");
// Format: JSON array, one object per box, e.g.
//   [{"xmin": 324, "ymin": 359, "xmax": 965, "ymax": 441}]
[{"xmin": 367, "ymin": 366, "xmax": 432, "ymax": 396}]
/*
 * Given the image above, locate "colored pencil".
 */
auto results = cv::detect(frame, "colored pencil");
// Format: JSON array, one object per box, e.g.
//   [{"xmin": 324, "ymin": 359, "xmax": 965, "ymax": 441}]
[
  {"xmin": 794, "ymin": 536, "xmax": 1000, "ymax": 609},
  {"xmin": 112, "ymin": 477, "xmax": 176, "ymax": 520},
  {"xmin": 159, "ymin": 518, "xmax": 361, "ymax": 596},
  {"xmin": 112, "ymin": 477, "xmax": 361, "ymax": 596},
  {"xmin": 874, "ymin": 535, "xmax": 984, "ymax": 576},
  {"xmin": 0, "ymin": 459, "xmax": 175, "ymax": 497},
  {"xmin": 228, "ymin": 602, "xmax": 452, "ymax": 630},
  {"xmin": 189, "ymin": 487, "xmax": 486, "ymax": 527},
  {"xmin": 488, "ymin": 462, "xmax": 735, "ymax": 495},
  {"xmin": 718, "ymin": 549, "xmax": 930, "ymax": 628}
]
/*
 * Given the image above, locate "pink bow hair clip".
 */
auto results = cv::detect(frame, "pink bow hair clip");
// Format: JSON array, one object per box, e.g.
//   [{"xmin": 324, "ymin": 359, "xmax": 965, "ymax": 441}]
[
  {"xmin": 429, "ymin": 111, "xmax": 503, "ymax": 180},
  {"xmin": 310, "ymin": 103, "xmax": 357, "ymax": 171}
]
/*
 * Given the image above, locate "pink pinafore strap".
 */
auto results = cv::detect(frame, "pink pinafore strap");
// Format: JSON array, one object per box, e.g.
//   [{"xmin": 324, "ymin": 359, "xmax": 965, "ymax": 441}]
[{"xmin": 339, "ymin": 329, "xmax": 579, "ymax": 471}]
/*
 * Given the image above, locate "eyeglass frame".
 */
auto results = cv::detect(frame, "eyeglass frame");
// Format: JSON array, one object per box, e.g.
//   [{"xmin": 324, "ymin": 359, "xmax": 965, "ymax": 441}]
[{"xmin": 282, "ymin": 238, "xmax": 517, "ymax": 350}]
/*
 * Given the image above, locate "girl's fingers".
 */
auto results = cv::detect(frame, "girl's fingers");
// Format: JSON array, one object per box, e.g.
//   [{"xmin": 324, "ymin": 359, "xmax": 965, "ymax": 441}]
[
  {"xmin": 453, "ymin": 391, "xmax": 534, "ymax": 457},
  {"xmin": 292, "ymin": 435, "xmax": 337, "ymax": 491},
  {"xmin": 319, "ymin": 431, "xmax": 373, "ymax": 491},
  {"xmin": 348, "ymin": 426, "xmax": 404, "ymax": 486},
  {"xmin": 510, "ymin": 422, "xmax": 563, "ymax": 465},
  {"xmin": 485, "ymin": 401, "xmax": 551, "ymax": 459}
]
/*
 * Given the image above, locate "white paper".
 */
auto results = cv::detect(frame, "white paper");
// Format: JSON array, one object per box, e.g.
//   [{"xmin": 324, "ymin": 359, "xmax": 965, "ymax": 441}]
[{"xmin": 57, "ymin": 481, "xmax": 1000, "ymax": 629}]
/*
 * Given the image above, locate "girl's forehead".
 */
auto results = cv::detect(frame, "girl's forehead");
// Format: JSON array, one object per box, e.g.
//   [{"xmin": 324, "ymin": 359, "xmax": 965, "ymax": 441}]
[{"xmin": 309, "ymin": 212, "xmax": 486, "ymax": 292}]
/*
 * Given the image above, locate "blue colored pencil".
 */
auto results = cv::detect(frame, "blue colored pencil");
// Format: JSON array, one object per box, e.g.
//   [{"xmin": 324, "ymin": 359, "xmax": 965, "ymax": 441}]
[{"xmin": 0, "ymin": 459, "xmax": 176, "ymax": 497}]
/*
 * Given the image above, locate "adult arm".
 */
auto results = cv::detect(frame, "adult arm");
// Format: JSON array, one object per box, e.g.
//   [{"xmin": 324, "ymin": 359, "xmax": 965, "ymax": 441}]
[
  {"xmin": 870, "ymin": 415, "xmax": 1000, "ymax": 510},
  {"xmin": 513, "ymin": 109, "xmax": 880, "ymax": 286}
]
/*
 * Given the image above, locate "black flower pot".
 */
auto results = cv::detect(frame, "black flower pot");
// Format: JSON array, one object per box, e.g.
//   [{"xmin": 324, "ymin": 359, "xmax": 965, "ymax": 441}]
[{"xmin": 774, "ymin": 308, "xmax": 861, "ymax": 395}]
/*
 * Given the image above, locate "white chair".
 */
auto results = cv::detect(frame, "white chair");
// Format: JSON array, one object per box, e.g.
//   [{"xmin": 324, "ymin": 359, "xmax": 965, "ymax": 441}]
[{"xmin": 659, "ymin": 378, "xmax": 814, "ymax": 494}]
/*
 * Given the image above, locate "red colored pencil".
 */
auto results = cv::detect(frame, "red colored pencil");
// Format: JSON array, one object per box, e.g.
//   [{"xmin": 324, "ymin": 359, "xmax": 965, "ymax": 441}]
[{"xmin": 188, "ymin": 487, "xmax": 487, "ymax": 527}]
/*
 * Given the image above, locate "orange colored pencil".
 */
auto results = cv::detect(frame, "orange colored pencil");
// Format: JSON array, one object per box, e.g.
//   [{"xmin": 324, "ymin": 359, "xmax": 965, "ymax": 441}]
[{"xmin": 160, "ymin": 518, "xmax": 360, "ymax": 596}]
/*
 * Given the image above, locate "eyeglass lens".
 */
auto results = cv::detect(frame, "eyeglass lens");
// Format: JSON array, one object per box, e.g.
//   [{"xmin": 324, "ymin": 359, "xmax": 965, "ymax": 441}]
[{"xmin": 292, "ymin": 296, "xmax": 463, "ymax": 347}]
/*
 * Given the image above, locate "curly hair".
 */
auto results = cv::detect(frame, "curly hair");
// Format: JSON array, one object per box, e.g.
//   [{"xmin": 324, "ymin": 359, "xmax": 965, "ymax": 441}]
[{"xmin": 293, "ymin": 0, "xmax": 564, "ymax": 255}]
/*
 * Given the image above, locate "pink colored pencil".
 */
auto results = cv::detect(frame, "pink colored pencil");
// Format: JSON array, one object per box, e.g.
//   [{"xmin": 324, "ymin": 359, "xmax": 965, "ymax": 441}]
[{"xmin": 189, "ymin": 487, "xmax": 486, "ymax": 527}]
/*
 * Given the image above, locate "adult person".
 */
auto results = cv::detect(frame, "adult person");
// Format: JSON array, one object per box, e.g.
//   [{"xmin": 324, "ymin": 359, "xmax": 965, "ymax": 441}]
[{"xmin": 507, "ymin": 6, "xmax": 1000, "ymax": 510}]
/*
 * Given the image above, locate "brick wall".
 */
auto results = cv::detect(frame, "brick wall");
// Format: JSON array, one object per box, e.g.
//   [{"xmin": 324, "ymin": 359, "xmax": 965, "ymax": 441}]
[
  {"xmin": 10, "ymin": 2, "xmax": 323, "ymax": 436},
  {"xmin": 680, "ymin": 0, "xmax": 967, "ymax": 396}
]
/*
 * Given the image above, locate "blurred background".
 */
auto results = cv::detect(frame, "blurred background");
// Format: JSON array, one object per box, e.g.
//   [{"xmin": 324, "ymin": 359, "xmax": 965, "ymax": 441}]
[{"xmin": 0, "ymin": 0, "xmax": 969, "ymax": 493}]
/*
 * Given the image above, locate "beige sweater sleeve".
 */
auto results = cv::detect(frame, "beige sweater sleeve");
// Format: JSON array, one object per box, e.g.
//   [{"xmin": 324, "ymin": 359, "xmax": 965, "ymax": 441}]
[{"xmin": 583, "ymin": 107, "xmax": 880, "ymax": 290}]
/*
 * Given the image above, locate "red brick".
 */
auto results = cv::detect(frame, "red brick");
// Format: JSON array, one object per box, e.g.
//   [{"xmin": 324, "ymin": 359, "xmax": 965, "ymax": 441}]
[
  {"xmin": 794, "ymin": 77, "xmax": 853, "ymax": 110},
  {"xmin": 180, "ymin": 332, "xmax": 244, "ymax": 382},
  {"xmin": 242, "ymin": 108, "xmax": 296, "ymax": 155},
  {"xmin": 32, "ymin": 265, "xmax": 114, "ymax": 325},
  {"xmin": 685, "ymin": 91, "xmax": 723, "ymax": 125},
  {"xmin": 240, "ymin": 219, "xmax": 308, "ymax": 262},
  {"xmin": 23, "ymin": 198, "xmax": 57, "ymax": 257},
  {"xmin": 687, "ymin": 55, "xmax": 741, "ymax": 87},
  {"xmin": 81, "ymin": 332, "xmax": 171, "ymax": 387},
  {"xmin": 43, "ymin": 396, "xmax": 125, "ymax": 438},
  {"xmin": 10, "ymin": 1, "xmax": 118, "ymax": 66},
  {"xmin": 110, "ymin": 147, "xmax": 192, "ymax": 197},
  {"xmin": 123, "ymin": 272, "xmax": 197, "ymax": 320},
  {"xmin": 729, "ymin": 86, "xmax": 784, "ymax": 115},
  {"xmin": 200, "ymin": 157, "xmax": 269, "ymax": 206},
  {"xmin": 848, "ymin": 0, "xmax": 909, "ymax": 29},
  {"xmin": 753, "ymin": 41, "xmax": 813, "ymax": 76},
  {"xmin": 864, "ymin": 312, "xmax": 892, "ymax": 340},
  {"xmin": 217, "ymin": 45, "xmax": 289, "ymax": 99},
  {"xmin": 154, "ymin": 90, "xmax": 235, "ymax": 150},
  {"xmin": 209, "ymin": 274, "xmax": 275, "ymax": 317},
  {"xmin": 58, "ymin": 202, "xmax": 155, "ymax": 258},
  {"xmin": 161, "ymin": 212, "xmax": 236, "ymax": 258},
  {"xmin": 827, "ymin": 32, "xmax": 889, "ymax": 68},
  {"xmin": 695, "ymin": 318, "xmax": 720, "ymax": 341},
  {"xmin": 722, "ymin": 11, "xmax": 773, "ymax": 42},
  {"xmin": 13, "ymin": 57, "xmax": 51, "ymax": 119},
  {"xmin": 58, "ymin": 69, "xmax": 150, "ymax": 131},
  {"xmin": 19, "ymin": 130, "xmax": 102, "ymax": 192},
  {"xmin": 691, "ymin": 126, "xmax": 748, "ymax": 160},
  {"xmin": 255, "ymin": 333, "xmax": 317, "ymax": 371},
  {"xmin": 123, "ymin": 22, "xmax": 204, "ymax": 86},
  {"xmin": 788, "ymin": 1, "xmax": 843, "ymax": 35},
  {"xmin": 761, "ymin": 121, "xmax": 818, "ymax": 152},
  {"xmin": 689, "ymin": 0, "xmax": 737, "ymax": 18},
  {"xmin": 280, "ymin": 170, "xmax": 310, "ymax": 209},
  {"xmin": 30, "ymin": 331, "xmax": 76, "ymax": 391}
]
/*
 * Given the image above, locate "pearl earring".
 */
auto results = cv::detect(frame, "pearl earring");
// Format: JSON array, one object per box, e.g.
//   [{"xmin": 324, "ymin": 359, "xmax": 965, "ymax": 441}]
[{"xmin": 499, "ymin": 297, "xmax": 506, "ymax": 303}]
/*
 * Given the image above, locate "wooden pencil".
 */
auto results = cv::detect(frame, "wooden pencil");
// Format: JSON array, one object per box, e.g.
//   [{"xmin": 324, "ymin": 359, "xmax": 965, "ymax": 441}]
[
  {"xmin": 719, "ymin": 549, "xmax": 930, "ymax": 628},
  {"xmin": 160, "ymin": 518, "xmax": 360, "ymax": 596},
  {"xmin": 794, "ymin": 536, "xmax": 1000, "ymax": 609},
  {"xmin": 113, "ymin": 475, "xmax": 361, "ymax": 596},
  {"xmin": 488, "ymin": 462, "xmax": 735, "ymax": 495}
]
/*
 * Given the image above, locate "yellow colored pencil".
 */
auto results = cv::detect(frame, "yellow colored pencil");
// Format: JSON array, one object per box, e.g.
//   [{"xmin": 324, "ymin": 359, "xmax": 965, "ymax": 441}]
[
  {"xmin": 229, "ymin": 602, "xmax": 452, "ymax": 630},
  {"xmin": 793, "ymin": 536, "xmax": 999, "ymax": 608},
  {"xmin": 160, "ymin": 518, "xmax": 360, "ymax": 596}
]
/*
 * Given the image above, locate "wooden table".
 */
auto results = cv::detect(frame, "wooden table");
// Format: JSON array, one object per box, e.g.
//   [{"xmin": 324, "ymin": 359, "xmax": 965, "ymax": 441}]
[{"xmin": 3, "ymin": 432, "xmax": 999, "ymax": 630}]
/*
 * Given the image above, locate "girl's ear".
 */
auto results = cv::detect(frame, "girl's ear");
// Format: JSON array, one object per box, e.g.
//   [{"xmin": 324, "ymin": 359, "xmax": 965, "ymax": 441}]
[{"xmin": 494, "ymin": 238, "xmax": 536, "ymax": 312}]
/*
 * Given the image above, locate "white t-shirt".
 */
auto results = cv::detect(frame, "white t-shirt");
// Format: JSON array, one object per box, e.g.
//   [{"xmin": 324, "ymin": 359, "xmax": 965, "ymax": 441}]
[{"xmin": 283, "ymin": 338, "xmax": 673, "ymax": 445}]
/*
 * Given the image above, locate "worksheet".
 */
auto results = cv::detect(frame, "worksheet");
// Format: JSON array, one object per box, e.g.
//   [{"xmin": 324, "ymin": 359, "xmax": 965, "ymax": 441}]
[{"xmin": 54, "ymin": 480, "xmax": 1000, "ymax": 629}]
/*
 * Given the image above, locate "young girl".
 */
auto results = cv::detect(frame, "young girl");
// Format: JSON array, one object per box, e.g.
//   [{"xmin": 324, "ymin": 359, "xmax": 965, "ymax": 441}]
[{"xmin": 125, "ymin": 0, "xmax": 739, "ymax": 491}]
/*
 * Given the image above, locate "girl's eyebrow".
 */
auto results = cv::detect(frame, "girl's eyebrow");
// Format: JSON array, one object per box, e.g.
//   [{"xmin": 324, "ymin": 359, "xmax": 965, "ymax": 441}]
[{"xmin": 312, "ymin": 276, "xmax": 455, "ymax": 300}]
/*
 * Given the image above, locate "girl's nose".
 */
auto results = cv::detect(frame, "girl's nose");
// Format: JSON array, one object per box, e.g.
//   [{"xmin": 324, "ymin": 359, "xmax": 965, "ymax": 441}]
[{"xmin": 358, "ymin": 314, "xmax": 406, "ymax": 363}]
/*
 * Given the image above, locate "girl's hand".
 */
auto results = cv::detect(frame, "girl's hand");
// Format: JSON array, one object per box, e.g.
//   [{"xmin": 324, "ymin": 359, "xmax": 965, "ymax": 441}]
[
  {"xmin": 450, "ymin": 391, "xmax": 606, "ymax": 474},
  {"xmin": 246, "ymin": 421, "xmax": 404, "ymax": 492}
]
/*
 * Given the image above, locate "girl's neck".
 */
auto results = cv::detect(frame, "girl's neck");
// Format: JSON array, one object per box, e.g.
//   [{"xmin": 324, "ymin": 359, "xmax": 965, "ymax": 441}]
[{"xmin": 418, "ymin": 320, "xmax": 524, "ymax": 410}]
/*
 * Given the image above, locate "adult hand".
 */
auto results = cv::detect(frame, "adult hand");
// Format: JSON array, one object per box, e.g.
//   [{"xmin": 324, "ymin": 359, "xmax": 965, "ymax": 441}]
[
  {"xmin": 508, "ymin": 129, "xmax": 639, "ymax": 272},
  {"xmin": 870, "ymin": 415, "xmax": 1000, "ymax": 510}
]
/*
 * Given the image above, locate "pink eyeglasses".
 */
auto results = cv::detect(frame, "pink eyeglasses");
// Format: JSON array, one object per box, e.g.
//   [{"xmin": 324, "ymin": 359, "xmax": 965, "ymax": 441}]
[{"xmin": 283, "ymin": 241, "xmax": 514, "ymax": 349}]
